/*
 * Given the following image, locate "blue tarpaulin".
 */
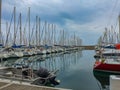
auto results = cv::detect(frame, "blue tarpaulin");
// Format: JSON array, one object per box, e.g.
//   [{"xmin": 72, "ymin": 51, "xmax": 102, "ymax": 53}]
[
  {"xmin": 12, "ymin": 44, "xmax": 24, "ymax": 48},
  {"xmin": 0, "ymin": 44, "xmax": 3, "ymax": 46}
]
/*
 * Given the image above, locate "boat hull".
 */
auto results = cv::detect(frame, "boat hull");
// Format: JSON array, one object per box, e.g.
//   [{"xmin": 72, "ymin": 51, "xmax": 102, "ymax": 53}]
[
  {"xmin": 94, "ymin": 61, "xmax": 120, "ymax": 74},
  {"xmin": 93, "ymin": 70, "xmax": 110, "ymax": 89}
]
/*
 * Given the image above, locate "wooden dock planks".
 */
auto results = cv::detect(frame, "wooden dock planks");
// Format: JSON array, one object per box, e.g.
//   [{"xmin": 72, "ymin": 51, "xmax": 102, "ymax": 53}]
[{"xmin": 0, "ymin": 81, "xmax": 70, "ymax": 90}]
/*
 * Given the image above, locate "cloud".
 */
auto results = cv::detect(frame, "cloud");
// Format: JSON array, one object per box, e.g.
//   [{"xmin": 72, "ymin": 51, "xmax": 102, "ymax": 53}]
[{"xmin": 1, "ymin": 0, "xmax": 120, "ymax": 45}]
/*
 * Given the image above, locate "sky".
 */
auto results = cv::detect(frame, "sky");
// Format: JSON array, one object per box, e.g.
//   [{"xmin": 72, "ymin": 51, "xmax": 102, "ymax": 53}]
[{"xmin": 1, "ymin": 0, "xmax": 120, "ymax": 45}]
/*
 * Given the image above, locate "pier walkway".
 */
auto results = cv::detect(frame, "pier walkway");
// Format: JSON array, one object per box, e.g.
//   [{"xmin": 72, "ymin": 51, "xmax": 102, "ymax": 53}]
[
  {"xmin": 0, "ymin": 80, "xmax": 70, "ymax": 90},
  {"xmin": 79, "ymin": 45, "xmax": 95, "ymax": 50}
]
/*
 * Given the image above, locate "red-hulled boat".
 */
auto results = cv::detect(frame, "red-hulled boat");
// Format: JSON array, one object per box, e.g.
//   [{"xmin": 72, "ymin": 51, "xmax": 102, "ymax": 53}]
[{"xmin": 93, "ymin": 59, "xmax": 120, "ymax": 74}]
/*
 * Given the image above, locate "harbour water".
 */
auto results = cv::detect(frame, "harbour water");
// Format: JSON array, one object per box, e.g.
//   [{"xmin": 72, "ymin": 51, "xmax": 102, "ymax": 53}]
[
  {"xmin": 56, "ymin": 50, "xmax": 100, "ymax": 90},
  {"xmin": 0, "ymin": 50, "xmax": 109, "ymax": 90}
]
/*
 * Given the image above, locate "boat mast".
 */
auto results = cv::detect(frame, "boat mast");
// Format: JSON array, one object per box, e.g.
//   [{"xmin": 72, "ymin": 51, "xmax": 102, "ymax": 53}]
[
  {"xmin": 74, "ymin": 32, "xmax": 75, "ymax": 46},
  {"xmin": 28, "ymin": 7, "xmax": 30, "ymax": 46},
  {"xmin": 51, "ymin": 24, "xmax": 54, "ymax": 45},
  {"xmin": 13, "ymin": 6, "xmax": 16, "ymax": 45},
  {"xmin": 36, "ymin": 15, "xmax": 38, "ymax": 46},
  {"xmin": 63, "ymin": 29, "xmax": 64, "ymax": 46},
  {"xmin": 47, "ymin": 23, "xmax": 50, "ymax": 45},
  {"xmin": 20, "ymin": 13, "xmax": 22, "ymax": 45},
  {"xmin": 5, "ymin": 22, "xmax": 8, "ymax": 46},
  {"xmin": 53, "ymin": 25, "xmax": 56, "ymax": 45},
  {"xmin": 0, "ymin": 0, "xmax": 2, "ymax": 44},
  {"xmin": 44, "ymin": 21, "xmax": 47, "ymax": 45},
  {"xmin": 38, "ymin": 17, "xmax": 40, "ymax": 46},
  {"xmin": 119, "ymin": 15, "xmax": 120, "ymax": 42}
]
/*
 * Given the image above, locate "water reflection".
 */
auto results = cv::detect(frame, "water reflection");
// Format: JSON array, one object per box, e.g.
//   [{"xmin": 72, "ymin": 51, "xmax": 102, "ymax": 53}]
[
  {"xmin": 93, "ymin": 70, "xmax": 109, "ymax": 90},
  {"xmin": 0, "ymin": 51, "xmax": 82, "ymax": 71},
  {"xmin": 0, "ymin": 50, "xmax": 101, "ymax": 90},
  {"xmin": 30, "ymin": 51, "xmax": 82, "ymax": 72}
]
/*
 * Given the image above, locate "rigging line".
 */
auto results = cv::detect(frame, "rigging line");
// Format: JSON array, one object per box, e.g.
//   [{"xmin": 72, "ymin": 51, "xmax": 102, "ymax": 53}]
[{"xmin": 106, "ymin": 0, "xmax": 118, "ymax": 27}]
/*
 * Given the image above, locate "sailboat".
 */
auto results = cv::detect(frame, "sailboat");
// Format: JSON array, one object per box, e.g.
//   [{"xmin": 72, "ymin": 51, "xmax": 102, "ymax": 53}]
[
  {"xmin": 93, "ymin": 15, "xmax": 120, "ymax": 75},
  {"xmin": 93, "ymin": 58, "xmax": 120, "ymax": 74}
]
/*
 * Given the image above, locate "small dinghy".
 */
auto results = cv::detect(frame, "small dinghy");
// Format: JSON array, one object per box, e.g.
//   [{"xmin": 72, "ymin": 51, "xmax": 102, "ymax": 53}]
[
  {"xmin": 12, "ymin": 63, "xmax": 60, "ymax": 86},
  {"xmin": 32, "ymin": 67, "xmax": 60, "ymax": 86}
]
